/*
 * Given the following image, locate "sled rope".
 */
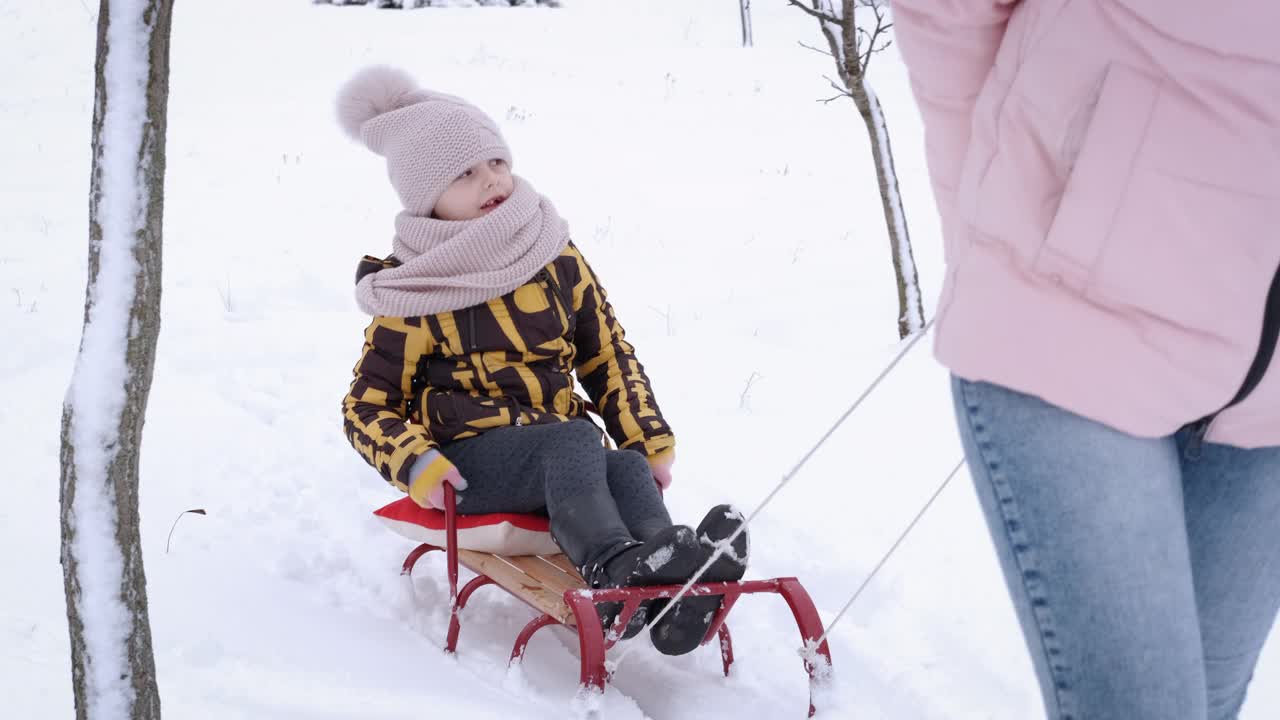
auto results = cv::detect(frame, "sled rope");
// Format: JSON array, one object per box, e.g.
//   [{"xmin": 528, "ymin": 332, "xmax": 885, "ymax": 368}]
[
  {"xmin": 609, "ymin": 318, "xmax": 938, "ymax": 674},
  {"xmin": 810, "ymin": 455, "xmax": 965, "ymax": 651}
]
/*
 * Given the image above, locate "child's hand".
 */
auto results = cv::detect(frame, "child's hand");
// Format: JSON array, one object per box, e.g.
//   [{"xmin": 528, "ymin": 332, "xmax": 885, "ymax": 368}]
[
  {"xmin": 648, "ymin": 451, "xmax": 675, "ymax": 490},
  {"xmin": 409, "ymin": 449, "xmax": 469, "ymax": 510}
]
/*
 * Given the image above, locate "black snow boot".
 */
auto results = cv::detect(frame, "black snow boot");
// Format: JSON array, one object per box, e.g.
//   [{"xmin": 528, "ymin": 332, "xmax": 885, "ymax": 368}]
[
  {"xmin": 551, "ymin": 484, "xmax": 701, "ymax": 640},
  {"xmin": 650, "ymin": 504, "xmax": 749, "ymax": 655}
]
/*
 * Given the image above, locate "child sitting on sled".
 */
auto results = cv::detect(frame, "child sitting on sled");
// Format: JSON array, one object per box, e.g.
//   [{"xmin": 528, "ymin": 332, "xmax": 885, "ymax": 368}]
[{"xmin": 337, "ymin": 66, "xmax": 746, "ymax": 654}]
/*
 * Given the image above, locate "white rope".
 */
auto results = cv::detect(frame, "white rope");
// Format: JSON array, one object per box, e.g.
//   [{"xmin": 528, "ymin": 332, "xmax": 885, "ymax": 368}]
[
  {"xmin": 809, "ymin": 455, "xmax": 965, "ymax": 652},
  {"xmin": 607, "ymin": 319, "xmax": 936, "ymax": 674}
]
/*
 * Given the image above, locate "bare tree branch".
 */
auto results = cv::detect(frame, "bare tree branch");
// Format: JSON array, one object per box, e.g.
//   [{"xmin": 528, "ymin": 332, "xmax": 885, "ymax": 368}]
[
  {"xmin": 855, "ymin": 25, "xmax": 873, "ymax": 60},
  {"xmin": 862, "ymin": 35, "xmax": 893, "ymax": 69},
  {"xmin": 798, "ymin": 1, "xmax": 849, "ymax": 87},
  {"xmin": 786, "ymin": 0, "xmax": 844, "ymax": 26},
  {"xmin": 797, "ymin": 40, "xmax": 833, "ymax": 58},
  {"xmin": 818, "ymin": 76, "xmax": 852, "ymax": 103},
  {"xmin": 858, "ymin": 1, "xmax": 891, "ymax": 74}
]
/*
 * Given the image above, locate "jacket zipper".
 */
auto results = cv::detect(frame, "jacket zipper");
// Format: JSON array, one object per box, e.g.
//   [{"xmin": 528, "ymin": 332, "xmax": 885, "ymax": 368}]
[
  {"xmin": 467, "ymin": 307, "xmax": 477, "ymax": 353},
  {"xmin": 537, "ymin": 268, "xmax": 574, "ymax": 329},
  {"xmin": 1184, "ymin": 262, "xmax": 1280, "ymax": 459}
]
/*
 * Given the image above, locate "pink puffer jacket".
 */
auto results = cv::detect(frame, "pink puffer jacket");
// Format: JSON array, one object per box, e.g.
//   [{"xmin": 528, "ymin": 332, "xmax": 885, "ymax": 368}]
[{"xmin": 894, "ymin": 0, "xmax": 1280, "ymax": 447}]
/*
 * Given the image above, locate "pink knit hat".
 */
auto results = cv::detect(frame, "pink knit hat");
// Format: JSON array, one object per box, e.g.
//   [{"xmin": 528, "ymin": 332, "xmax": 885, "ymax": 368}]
[{"xmin": 336, "ymin": 66, "xmax": 512, "ymax": 216}]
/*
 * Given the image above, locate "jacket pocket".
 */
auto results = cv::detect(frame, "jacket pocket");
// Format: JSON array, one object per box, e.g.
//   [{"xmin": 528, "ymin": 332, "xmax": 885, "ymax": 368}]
[
  {"xmin": 1038, "ymin": 62, "xmax": 1280, "ymax": 337},
  {"xmin": 419, "ymin": 388, "xmax": 462, "ymax": 440},
  {"xmin": 458, "ymin": 395, "xmax": 519, "ymax": 434},
  {"xmin": 422, "ymin": 389, "xmax": 514, "ymax": 440},
  {"xmin": 1032, "ymin": 63, "xmax": 1160, "ymax": 291},
  {"xmin": 1093, "ymin": 162, "xmax": 1280, "ymax": 339}
]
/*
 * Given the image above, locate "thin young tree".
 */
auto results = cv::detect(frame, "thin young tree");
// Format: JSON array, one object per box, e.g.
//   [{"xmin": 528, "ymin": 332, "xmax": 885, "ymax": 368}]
[
  {"xmin": 60, "ymin": 0, "xmax": 175, "ymax": 717},
  {"xmin": 790, "ymin": 0, "xmax": 925, "ymax": 339},
  {"xmin": 740, "ymin": 0, "xmax": 754, "ymax": 47}
]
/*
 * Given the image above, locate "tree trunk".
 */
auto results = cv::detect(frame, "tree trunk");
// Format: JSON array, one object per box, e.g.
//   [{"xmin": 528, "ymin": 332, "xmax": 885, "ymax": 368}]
[
  {"xmin": 849, "ymin": 79, "xmax": 924, "ymax": 338},
  {"xmin": 739, "ymin": 0, "xmax": 753, "ymax": 47},
  {"xmin": 61, "ymin": 1, "xmax": 174, "ymax": 718},
  {"xmin": 812, "ymin": 0, "xmax": 925, "ymax": 339}
]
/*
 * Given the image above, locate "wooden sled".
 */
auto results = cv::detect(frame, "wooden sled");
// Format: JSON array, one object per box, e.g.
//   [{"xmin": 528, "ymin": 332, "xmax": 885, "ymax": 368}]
[{"xmin": 397, "ymin": 483, "xmax": 834, "ymax": 716}]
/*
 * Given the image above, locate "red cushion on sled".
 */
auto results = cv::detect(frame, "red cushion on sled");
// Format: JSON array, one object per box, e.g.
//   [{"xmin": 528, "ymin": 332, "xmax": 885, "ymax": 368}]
[{"xmin": 373, "ymin": 497, "xmax": 561, "ymax": 556}]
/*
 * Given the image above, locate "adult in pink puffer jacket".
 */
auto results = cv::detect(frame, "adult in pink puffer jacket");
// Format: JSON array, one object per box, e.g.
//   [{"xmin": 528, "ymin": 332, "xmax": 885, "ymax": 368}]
[{"xmin": 894, "ymin": 2, "xmax": 1280, "ymax": 718}]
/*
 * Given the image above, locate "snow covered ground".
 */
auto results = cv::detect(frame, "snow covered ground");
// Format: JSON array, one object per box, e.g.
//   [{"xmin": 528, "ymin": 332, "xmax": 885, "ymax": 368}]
[{"xmin": 4, "ymin": 1, "xmax": 1278, "ymax": 717}]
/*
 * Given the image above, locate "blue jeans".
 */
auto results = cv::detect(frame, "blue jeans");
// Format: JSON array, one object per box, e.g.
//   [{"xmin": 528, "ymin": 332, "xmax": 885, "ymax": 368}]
[{"xmin": 952, "ymin": 376, "xmax": 1280, "ymax": 720}]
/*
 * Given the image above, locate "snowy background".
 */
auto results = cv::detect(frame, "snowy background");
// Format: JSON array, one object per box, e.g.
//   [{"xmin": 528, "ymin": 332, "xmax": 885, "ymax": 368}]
[{"xmin": 4, "ymin": 1, "xmax": 1279, "ymax": 717}]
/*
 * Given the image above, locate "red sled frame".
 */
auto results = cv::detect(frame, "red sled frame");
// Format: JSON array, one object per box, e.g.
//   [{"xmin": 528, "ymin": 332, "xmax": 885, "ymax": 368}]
[{"xmin": 401, "ymin": 484, "xmax": 834, "ymax": 717}]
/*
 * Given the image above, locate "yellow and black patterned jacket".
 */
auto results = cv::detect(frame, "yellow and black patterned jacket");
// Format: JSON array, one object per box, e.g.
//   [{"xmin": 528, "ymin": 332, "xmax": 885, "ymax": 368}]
[{"xmin": 343, "ymin": 242, "xmax": 674, "ymax": 492}]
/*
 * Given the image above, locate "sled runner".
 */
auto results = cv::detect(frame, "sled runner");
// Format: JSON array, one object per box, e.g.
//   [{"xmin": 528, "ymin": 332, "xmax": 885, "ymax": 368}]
[{"xmin": 380, "ymin": 484, "xmax": 834, "ymax": 717}]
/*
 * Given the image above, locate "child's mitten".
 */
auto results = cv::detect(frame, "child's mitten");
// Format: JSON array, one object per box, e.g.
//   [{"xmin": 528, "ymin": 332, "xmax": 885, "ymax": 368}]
[{"xmin": 408, "ymin": 449, "xmax": 469, "ymax": 509}]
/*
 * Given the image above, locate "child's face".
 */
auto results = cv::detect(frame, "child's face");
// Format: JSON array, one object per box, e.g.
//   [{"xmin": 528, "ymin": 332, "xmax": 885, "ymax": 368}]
[{"xmin": 432, "ymin": 158, "xmax": 514, "ymax": 221}]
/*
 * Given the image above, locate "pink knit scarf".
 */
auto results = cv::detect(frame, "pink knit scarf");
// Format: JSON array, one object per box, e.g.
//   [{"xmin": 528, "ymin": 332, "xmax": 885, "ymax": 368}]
[{"xmin": 355, "ymin": 177, "xmax": 570, "ymax": 317}]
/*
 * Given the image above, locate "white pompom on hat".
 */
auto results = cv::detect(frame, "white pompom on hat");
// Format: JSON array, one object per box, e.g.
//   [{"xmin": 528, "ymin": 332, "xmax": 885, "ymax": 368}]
[{"xmin": 335, "ymin": 65, "xmax": 512, "ymax": 216}]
